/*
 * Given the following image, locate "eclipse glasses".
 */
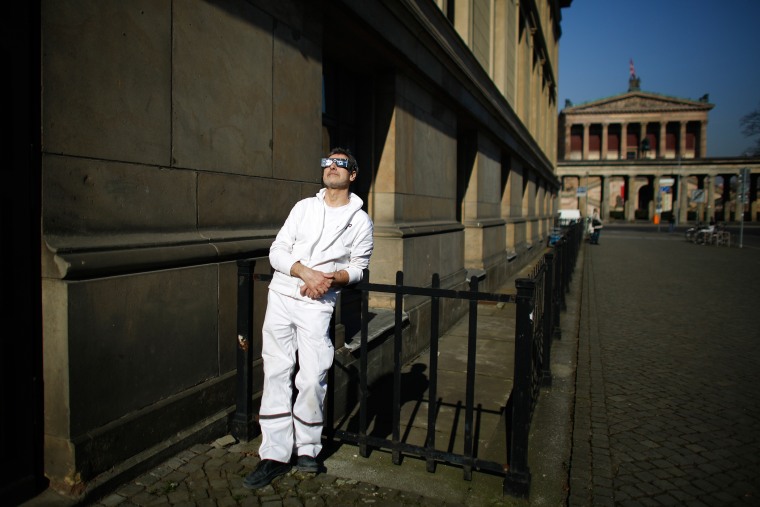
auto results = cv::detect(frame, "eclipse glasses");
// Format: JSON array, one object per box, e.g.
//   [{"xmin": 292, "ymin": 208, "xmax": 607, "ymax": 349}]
[{"xmin": 320, "ymin": 157, "xmax": 352, "ymax": 170}]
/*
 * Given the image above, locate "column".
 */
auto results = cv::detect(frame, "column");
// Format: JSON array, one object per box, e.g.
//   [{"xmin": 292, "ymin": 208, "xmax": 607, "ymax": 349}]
[
  {"xmin": 696, "ymin": 175, "xmax": 705, "ymax": 222},
  {"xmin": 581, "ymin": 173, "xmax": 589, "ymax": 217},
  {"xmin": 564, "ymin": 122, "xmax": 571, "ymax": 160},
  {"xmin": 678, "ymin": 174, "xmax": 688, "ymax": 224},
  {"xmin": 601, "ymin": 123, "xmax": 609, "ymax": 160},
  {"xmin": 620, "ymin": 123, "xmax": 628, "ymax": 158},
  {"xmin": 659, "ymin": 122, "xmax": 666, "ymax": 158},
  {"xmin": 582, "ymin": 123, "xmax": 589, "ymax": 160},
  {"xmin": 733, "ymin": 171, "xmax": 744, "ymax": 222},
  {"xmin": 624, "ymin": 175, "xmax": 635, "ymax": 221},
  {"xmin": 641, "ymin": 122, "xmax": 648, "ymax": 158},
  {"xmin": 679, "ymin": 121, "xmax": 687, "ymax": 159},
  {"xmin": 601, "ymin": 175, "xmax": 610, "ymax": 220},
  {"xmin": 706, "ymin": 175, "xmax": 715, "ymax": 222},
  {"xmin": 721, "ymin": 174, "xmax": 733, "ymax": 221},
  {"xmin": 700, "ymin": 120, "xmax": 708, "ymax": 158}
]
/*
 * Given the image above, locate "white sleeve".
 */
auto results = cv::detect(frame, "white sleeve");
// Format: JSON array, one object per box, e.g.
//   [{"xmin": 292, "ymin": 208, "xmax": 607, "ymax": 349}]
[
  {"xmin": 344, "ymin": 216, "xmax": 374, "ymax": 284},
  {"xmin": 269, "ymin": 203, "xmax": 303, "ymax": 275}
]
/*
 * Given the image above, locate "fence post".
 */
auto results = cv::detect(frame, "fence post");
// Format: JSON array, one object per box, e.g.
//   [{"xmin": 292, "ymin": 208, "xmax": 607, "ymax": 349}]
[
  {"xmin": 463, "ymin": 275, "xmax": 479, "ymax": 481},
  {"xmin": 232, "ymin": 259, "xmax": 256, "ymax": 441},
  {"xmin": 504, "ymin": 277, "xmax": 534, "ymax": 497},
  {"xmin": 560, "ymin": 236, "xmax": 570, "ymax": 309},
  {"xmin": 425, "ymin": 273, "xmax": 440, "ymax": 473},
  {"xmin": 358, "ymin": 269, "xmax": 370, "ymax": 457},
  {"xmin": 541, "ymin": 252, "xmax": 554, "ymax": 387},
  {"xmin": 551, "ymin": 243, "xmax": 563, "ymax": 338},
  {"xmin": 392, "ymin": 270, "xmax": 404, "ymax": 465}
]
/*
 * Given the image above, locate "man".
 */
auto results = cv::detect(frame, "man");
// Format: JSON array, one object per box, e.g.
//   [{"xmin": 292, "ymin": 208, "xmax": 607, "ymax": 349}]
[
  {"xmin": 590, "ymin": 208, "xmax": 603, "ymax": 244},
  {"xmin": 243, "ymin": 147, "xmax": 374, "ymax": 489}
]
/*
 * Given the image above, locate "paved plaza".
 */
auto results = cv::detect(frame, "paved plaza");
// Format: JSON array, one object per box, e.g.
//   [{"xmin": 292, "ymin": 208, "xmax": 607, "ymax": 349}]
[{"xmin": 569, "ymin": 225, "xmax": 760, "ymax": 506}]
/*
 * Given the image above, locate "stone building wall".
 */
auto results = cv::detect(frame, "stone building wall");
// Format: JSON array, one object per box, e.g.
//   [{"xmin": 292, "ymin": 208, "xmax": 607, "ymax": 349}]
[{"xmin": 38, "ymin": 0, "xmax": 569, "ymax": 492}]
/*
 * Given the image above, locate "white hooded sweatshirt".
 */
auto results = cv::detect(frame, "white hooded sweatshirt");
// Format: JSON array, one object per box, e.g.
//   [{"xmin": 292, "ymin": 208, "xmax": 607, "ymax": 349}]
[{"xmin": 268, "ymin": 188, "xmax": 374, "ymax": 305}]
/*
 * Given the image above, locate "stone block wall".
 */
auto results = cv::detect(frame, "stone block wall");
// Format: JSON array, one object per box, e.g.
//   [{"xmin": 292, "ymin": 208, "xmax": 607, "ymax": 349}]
[{"xmin": 36, "ymin": 0, "xmax": 563, "ymax": 493}]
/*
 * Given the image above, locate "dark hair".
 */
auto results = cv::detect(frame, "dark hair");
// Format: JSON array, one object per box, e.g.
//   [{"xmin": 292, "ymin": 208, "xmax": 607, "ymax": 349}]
[{"xmin": 328, "ymin": 147, "xmax": 358, "ymax": 173}]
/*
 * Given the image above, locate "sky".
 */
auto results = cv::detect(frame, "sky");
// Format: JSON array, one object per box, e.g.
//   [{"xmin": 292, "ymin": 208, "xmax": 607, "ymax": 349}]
[{"xmin": 557, "ymin": 0, "xmax": 760, "ymax": 158}]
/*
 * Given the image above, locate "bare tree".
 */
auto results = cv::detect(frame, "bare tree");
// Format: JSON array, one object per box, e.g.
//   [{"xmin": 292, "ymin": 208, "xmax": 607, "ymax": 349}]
[{"xmin": 740, "ymin": 103, "xmax": 760, "ymax": 156}]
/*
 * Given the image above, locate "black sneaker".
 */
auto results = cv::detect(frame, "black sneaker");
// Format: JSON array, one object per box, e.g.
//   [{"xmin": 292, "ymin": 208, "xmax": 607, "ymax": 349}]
[
  {"xmin": 243, "ymin": 459, "xmax": 292, "ymax": 489},
  {"xmin": 296, "ymin": 455, "xmax": 319, "ymax": 473}
]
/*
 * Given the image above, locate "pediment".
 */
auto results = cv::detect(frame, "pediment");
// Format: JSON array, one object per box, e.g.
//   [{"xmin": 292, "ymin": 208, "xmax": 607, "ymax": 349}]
[{"xmin": 566, "ymin": 92, "xmax": 713, "ymax": 114}]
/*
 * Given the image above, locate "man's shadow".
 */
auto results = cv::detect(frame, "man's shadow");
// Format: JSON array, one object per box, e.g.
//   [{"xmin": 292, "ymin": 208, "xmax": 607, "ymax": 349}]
[{"xmin": 344, "ymin": 362, "xmax": 431, "ymax": 443}]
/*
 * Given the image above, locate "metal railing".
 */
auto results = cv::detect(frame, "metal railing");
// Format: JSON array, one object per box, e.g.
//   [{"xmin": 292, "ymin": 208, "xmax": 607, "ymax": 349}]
[
  {"xmin": 333, "ymin": 270, "xmax": 519, "ymax": 481},
  {"xmin": 233, "ymin": 221, "xmax": 583, "ymax": 497}
]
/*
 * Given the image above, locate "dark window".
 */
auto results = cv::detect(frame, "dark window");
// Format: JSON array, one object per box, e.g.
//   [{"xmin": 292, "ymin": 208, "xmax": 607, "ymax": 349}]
[{"xmin": 589, "ymin": 125, "xmax": 602, "ymax": 152}]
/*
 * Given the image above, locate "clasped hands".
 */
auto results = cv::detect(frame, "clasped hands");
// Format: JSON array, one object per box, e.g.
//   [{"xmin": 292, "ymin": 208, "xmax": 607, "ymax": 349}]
[{"xmin": 294, "ymin": 263, "xmax": 334, "ymax": 299}]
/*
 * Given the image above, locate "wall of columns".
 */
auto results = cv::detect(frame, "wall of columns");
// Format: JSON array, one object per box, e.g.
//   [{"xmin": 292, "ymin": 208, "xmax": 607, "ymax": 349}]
[
  {"xmin": 559, "ymin": 170, "xmax": 760, "ymax": 223},
  {"xmin": 563, "ymin": 119, "xmax": 707, "ymax": 161}
]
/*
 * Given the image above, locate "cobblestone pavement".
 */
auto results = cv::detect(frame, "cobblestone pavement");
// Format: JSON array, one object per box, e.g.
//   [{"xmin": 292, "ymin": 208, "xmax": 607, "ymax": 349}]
[
  {"xmin": 84, "ymin": 438, "xmax": 464, "ymax": 507},
  {"xmin": 569, "ymin": 227, "xmax": 760, "ymax": 507}
]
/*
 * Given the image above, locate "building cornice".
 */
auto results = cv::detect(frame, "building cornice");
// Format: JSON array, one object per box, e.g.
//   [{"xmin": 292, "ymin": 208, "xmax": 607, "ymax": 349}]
[{"xmin": 562, "ymin": 91, "xmax": 714, "ymax": 116}]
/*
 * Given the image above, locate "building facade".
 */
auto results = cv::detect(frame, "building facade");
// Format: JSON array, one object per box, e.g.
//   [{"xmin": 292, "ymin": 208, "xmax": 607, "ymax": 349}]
[
  {"xmin": 557, "ymin": 75, "xmax": 760, "ymax": 222},
  {"xmin": 5, "ymin": 0, "xmax": 573, "ymax": 499}
]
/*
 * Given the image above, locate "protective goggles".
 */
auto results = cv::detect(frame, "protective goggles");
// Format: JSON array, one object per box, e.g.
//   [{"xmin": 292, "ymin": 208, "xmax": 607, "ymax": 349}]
[{"xmin": 320, "ymin": 157, "xmax": 352, "ymax": 169}]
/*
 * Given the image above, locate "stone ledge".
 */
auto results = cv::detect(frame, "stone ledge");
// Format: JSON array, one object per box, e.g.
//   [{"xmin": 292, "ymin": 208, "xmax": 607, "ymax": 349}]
[
  {"xmin": 343, "ymin": 308, "xmax": 410, "ymax": 353},
  {"xmin": 43, "ymin": 230, "xmax": 276, "ymax": 279},
  {"xmin": 373, "ymin": 221, "xmax": 464, "ymax": 238}
]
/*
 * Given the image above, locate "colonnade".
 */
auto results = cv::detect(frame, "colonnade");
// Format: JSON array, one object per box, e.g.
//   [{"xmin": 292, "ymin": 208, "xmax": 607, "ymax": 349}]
[
  {"xmin": 563, "ymin": 119, "xmax": 708, "ymax": 161},
  {"xmin": 560, "ymin": 170, "xmax": 759, "ymax": 224}
]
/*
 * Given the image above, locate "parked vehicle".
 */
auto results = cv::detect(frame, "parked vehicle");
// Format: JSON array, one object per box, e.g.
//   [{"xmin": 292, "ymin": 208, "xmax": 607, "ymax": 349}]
[
  {"xmin": 685, "ymin": 221, "xmax": 705, "ymax": 242},
  {"xmin": 691, "ymin": 222, "xmax": 730, "ymax": 246},
  {"xmin": 557, "ymin": 209, "xmax": 581, "ymax": 227}
]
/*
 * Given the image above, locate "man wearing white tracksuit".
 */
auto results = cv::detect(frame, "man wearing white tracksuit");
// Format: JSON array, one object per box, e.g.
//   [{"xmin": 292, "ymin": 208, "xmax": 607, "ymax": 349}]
[{"xmin": 244, "ymin": 147, "xmax": 373, "ymax": 489}]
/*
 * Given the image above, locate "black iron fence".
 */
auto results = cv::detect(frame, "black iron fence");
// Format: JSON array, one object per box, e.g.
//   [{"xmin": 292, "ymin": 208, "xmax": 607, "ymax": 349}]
[{"xmin": 233, "ymin": 221, "xmax": 583, "ymax": 498}]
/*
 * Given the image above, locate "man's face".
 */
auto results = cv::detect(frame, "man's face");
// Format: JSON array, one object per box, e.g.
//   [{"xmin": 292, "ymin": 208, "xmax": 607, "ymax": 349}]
[{"xmin": 322, "ymin": 155, "xmax": 356, "ymax": 190}]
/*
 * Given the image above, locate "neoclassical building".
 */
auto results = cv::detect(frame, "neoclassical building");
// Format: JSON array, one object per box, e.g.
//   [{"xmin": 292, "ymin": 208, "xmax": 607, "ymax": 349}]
[
  {"xmin": 6, "ymin": 0, "xmax": 573, "ymax": 501},
  {"xmin": 556, "ymin": 74, "xmax": 759, "ymax": 222}
]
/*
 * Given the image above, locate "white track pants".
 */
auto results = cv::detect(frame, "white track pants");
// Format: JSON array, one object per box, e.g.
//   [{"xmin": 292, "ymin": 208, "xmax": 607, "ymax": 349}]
[{"xmin": 258, "ymin": 290, "xmax": 335, "ymax": 462}]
